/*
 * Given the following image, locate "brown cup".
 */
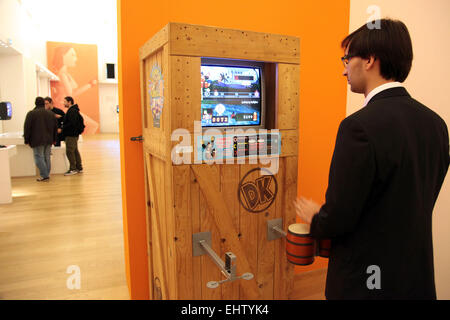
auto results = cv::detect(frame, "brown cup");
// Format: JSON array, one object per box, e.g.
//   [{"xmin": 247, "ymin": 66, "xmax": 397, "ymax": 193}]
[
  {"xmin": 286, "ymin": 223, "xmax": 315, "ymax": 266},
  {"xmin": 317, "ymin": 239, "xmax": 331, "ymax": 258}
]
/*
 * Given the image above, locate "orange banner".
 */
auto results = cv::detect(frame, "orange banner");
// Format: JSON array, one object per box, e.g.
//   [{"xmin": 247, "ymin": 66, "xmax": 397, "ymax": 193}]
[{"xmin": 47, "ymin": 42, "xmax": 99, "ymax": 134}]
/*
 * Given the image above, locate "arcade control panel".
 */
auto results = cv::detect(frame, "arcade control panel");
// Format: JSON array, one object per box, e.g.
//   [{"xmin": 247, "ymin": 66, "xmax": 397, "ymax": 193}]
[{"xmin": 197, "ymin": 132, "xmax": 280, "ymax": 161}]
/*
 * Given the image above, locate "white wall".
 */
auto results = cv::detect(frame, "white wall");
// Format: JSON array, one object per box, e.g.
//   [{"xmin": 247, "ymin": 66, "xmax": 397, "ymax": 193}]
[
  {"xmin": 0, "ymin": 0, "xmax": 46, "ymax": 64},
  {"xmin": 0, "ymin": 0, "xmax": 119, "ymax": 134},
  {"xmin": 348, "ymin": 0, "xmax": 450, "ymax": 299},
  {"xmin": 99, "ymin": 83, "xmax": 119, "ymax": 133},
  {"xmin": 0, "ymin": 0, "xmax": 46, "ymax": 133},
  {"xmin": 20, "ymin": 0, "xmax": 118, "ymax": 83},
  {"xmin": 38, "ymin": 77, "xmax": 50, "ymax": 98},
  {"xmin": 0, "ymin": 54, "xmax": 26, "ymax": 133}
]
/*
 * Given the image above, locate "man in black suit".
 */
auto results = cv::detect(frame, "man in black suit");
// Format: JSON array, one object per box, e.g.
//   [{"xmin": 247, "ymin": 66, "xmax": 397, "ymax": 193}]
[{"xmin": 295, "ymin": 19, "xmax": 449, "ymax": 299}]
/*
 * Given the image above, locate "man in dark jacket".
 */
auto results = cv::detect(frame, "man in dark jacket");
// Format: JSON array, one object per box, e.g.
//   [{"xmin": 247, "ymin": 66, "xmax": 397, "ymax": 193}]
[
  {"xmin": 24, "ymin": 97, "xmax": 58, "ymax": 181},
  {"xmin": 295, "ymin": 19, "xmax": 449, "ymax": 299},
  {"xmin": 62, "ymin": 96, "xmax": 83, "ymax": 175},
  {"xmin": 44, "ymin": 97, "xmax": 65, "ymax": 147}
]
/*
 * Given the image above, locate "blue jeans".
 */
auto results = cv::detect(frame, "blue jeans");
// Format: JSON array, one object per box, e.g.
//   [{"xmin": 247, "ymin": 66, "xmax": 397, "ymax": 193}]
[{"xmin": 33, "ymin": 145, "xmax": 52, "ymax": 178}]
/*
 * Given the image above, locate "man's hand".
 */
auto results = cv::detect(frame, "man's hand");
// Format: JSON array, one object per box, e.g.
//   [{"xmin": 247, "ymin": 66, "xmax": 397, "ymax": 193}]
[{"xmin": 294, "ymin": 197, "xmax": 321, "ymax": 225}]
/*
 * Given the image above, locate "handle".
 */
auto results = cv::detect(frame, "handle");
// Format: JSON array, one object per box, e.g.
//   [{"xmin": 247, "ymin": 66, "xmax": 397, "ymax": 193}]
[{"xmin": 130, "ymin": 135, "xmax": 143, "ymax": 142}]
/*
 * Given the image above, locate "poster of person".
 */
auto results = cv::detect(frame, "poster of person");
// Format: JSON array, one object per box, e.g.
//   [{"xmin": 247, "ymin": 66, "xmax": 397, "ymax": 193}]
[{"xmin": 47, "ymin": 42, "xmax": 100, "ymax": 134}]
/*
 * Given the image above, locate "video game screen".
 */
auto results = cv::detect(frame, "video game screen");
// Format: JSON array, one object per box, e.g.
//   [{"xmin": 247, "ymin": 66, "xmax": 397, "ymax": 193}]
[
  {"xmin": 0, "ymin": 101, "xmax": 12, "ymax": 120},
  {"xmin": 201, "ymin": 64, "xmax": 262, "ymax": 127}
]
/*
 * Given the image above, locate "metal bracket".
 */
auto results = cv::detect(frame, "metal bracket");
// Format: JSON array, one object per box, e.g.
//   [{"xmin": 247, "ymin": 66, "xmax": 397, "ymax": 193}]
[
  {"xmin": 192, "ymin": 232, "xmax": 212, "ymax": 257},
  {"xmin": 192, "ymin": 231, "xmax": 254, "ymax": 289},
  {"xmin": 267, "ymin": 218, "xmax": 286, "ymax": 241}
]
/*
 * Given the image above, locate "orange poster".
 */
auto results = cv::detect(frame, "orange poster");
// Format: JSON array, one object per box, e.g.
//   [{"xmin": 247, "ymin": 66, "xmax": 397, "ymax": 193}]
[{"xmin": 47, "ymin": 42, "xmax": 99, "ymax": 134}]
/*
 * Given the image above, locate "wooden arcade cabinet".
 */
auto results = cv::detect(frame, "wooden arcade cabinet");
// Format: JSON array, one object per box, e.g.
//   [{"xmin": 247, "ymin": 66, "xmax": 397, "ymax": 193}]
[{"xmin": 139, "ymin": 22, "xmax": 300, "ymax": 300}]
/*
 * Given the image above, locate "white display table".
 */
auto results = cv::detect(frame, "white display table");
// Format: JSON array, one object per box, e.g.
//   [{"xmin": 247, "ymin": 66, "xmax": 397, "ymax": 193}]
[
  {"xmin": 0, "ymin": 132, "xmax": 79, "ymax": 177},
  {"xmin": 0, "ymin": 145, "xmax": 17, "ymax": 204}
]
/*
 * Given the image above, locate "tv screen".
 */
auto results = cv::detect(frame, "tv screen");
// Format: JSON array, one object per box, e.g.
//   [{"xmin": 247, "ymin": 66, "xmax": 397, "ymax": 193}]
[
  {"xmin": 0, "ymin": 101, "xmax": 12, "ymax": 120},
  {"xmin": 201, "ymin": 61, "xmax": 262, "ymax": 128}
]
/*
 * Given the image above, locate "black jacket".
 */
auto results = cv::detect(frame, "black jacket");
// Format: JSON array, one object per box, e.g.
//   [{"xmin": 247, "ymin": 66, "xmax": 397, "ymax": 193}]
[
  {"xmin": 62, "ymin": 104, "xmax": 81, "ymax": 137},
  {"xmin": 51, "ymin": 107, "xmax": 65, "ymax": 128},
  {"xmin": 310, "ymin": 87, "xmax": 449, "ymax": 299},
  {"xmin": 23, "ymin": 105, "xmax": 58, "ymax": 148}
]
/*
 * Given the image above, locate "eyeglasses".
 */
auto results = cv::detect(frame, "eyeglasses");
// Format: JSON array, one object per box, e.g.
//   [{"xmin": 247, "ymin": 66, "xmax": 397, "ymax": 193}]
[{"xmin": 341, "ymin": 54, "xmax": 355, "ymax": 67}]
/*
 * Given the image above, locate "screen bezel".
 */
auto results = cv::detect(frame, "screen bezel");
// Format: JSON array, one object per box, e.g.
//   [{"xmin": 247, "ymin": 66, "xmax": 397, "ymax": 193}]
[{"xmin": 200, "ymin": 57, "xmax": 265, "ymax": 131}]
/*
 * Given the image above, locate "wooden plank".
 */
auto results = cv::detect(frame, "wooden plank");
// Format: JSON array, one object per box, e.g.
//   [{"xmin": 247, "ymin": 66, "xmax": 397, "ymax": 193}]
[
  {"xmin": 219, "ymin": 165, "xmax": 240, "ymax": 299},
  {"xmin": 279, "ymin": 129, "xmax": 299, "ymax": 157},
  {"xmin": 143, "ymin": 131, "xmax": 167, "ymax": 162},
  {"xmin": 140, "ymin": 59, "xmax": 148, "ymax": 129},
  {"xmin": 161, "ymin": 44, "xmax": 171, "ymax": 143},
  {"xmin": 274, "ymin": 157, "xmax": 286, "ymax": 299},
  {"xmin": 274, "ymin": 157, "xmax": 297, "ymax": 299},
  {"xmin": 146, "ymin": 155, "xmax": 169, "ymax": 299},
  {"xmin": 170, "ymin": 56, "xmax": 201, "ymax": 133},
  {"xmin": 199, "ymin": 180, "xmax": 222, "ymax": 300},
  {"xmin": 169, "ymin": 23, "xmax": 300, "ymax": 64},
  {"xmin": 140, "ymin": 23, "xmax": 169, "ymax": 60},
  {"xmin": 191, "ymin": 165, "xmax": 260, "ymax": 299},
  {"xmin": 190, "ymin": 167, "xmax": 202, "ymax": 300},
  {"xmin": 172, "ymin": 165, "xmax": 193, "ymax": 299},
  {"xmin": 164, "ymin": 170, "xmax": 178, "ymax": 300},
  {"xmin": 238, "ymin": 164, "xmax": 260, "ymax": 299},
  {"xmin": 144, "ymin": 153, "xmax": 154, "ymax": 299},
  {"xmin": 277, "ymin": 64, "xmax": 300, "ymax": 130},
  {"xmin": 256, "ymin": 164, "xmax": 277, "ymax": 299}
]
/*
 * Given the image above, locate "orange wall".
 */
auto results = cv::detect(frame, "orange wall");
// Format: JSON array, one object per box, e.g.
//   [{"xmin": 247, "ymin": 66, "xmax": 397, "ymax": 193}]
[{"xmin": 118, "ymin": 0, "xmax": 350, "ymax": 299}]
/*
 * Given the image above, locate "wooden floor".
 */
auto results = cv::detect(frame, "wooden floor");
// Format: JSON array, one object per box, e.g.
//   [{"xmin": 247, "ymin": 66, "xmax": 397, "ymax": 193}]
[{"xmin": 0, "ymin": 134, "xmax": 129, "ymax": 300}]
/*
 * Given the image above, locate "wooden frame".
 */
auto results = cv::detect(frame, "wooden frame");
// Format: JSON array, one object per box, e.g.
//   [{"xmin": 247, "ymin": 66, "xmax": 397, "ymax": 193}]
[{"xmin": 140, "ymin": 22, "xmax": 299, "ymax": 299}]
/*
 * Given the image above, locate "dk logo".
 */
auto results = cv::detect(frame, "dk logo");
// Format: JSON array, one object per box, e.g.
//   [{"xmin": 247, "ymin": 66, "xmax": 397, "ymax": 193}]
[{"xmin": 238, "ymin": 168, "xmax": 278, "ymax": 213}]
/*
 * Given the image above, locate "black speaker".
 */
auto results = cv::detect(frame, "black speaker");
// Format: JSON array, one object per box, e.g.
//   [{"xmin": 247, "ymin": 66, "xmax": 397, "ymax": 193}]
[
  {"xmin": 106, "ymin": 63, "xmax": 116, "ymax": 79},
  {"xmin": 0, "ymin": 101, "xmax": 12, "ymax": 120}
]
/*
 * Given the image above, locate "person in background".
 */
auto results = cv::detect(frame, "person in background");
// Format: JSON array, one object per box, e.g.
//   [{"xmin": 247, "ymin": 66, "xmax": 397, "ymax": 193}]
[
  {"xmin": 62, "ymin": 96, "xmax": 84, "ymax": 176},
  {"xmin": 295, "ymin": 19, "xmax": 449, "ymax": 299},
  {"xmin": 44, "ymin": 97, "xmax": 65, "ymax": 147},
  {"xmin": 23, "ymin": 97, "xmax": 58, "ymax": 182}
]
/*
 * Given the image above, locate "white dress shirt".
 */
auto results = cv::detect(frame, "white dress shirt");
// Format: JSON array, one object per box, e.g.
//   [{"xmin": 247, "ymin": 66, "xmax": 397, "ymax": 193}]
[{"xmin": 363, "ymin": 82, "xmax": 403, "ymax": 107}]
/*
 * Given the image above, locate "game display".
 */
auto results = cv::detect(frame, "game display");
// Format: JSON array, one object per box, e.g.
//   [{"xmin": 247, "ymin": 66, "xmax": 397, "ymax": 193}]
[
  {"xmin": 201, "ymin": 63, "xmax": 262, "ymax": 128},
  {"xmin": 0, "ymin": 102, "xmax": 12, "ymax": 120}
]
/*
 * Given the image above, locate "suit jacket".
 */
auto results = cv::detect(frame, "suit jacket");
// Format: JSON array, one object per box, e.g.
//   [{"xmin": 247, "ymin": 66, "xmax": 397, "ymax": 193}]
[
  {"xmin": 310, "ymin": 87, "xmax": 450, "ymax": 299},
  {"xmin": 23, "ymin": 105, "xmax": 58, "ymax": 148}
]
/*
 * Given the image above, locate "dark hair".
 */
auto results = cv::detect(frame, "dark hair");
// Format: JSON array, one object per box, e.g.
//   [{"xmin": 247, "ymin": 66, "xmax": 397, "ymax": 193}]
[
  {"xmin": 341, "ymin": 18, "xmax": 413, "ymax": 82},
  {"xmin": 64, "ymin": 96, "xmax": 74, "ymax": 105},
  {"xmin": 44, "ymin": 97, "xmax": 53, "ymax": 103},
  {"xmin": 35, "ymin": 97, "xmax": 45, "ymax": 107}
]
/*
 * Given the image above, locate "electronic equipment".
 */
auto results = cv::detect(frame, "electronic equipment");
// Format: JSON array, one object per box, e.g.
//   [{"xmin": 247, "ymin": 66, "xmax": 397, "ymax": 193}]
[
  {"xmin": 0, "ymin": 101, "xmax": 12, "ymax": 120},
  {"xmin": 201, "ymin": 58, "xmax": 264, "ymax": 129}
]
